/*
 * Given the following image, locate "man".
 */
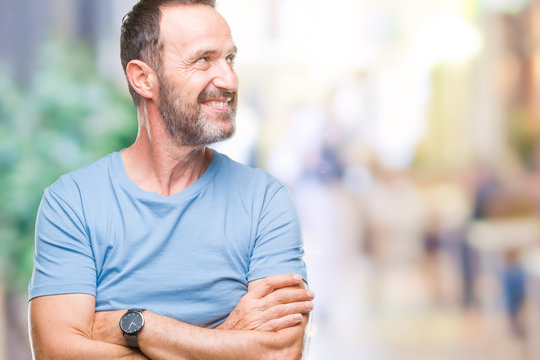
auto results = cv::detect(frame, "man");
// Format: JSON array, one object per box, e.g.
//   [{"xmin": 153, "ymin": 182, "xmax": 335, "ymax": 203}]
[{"xmin": 28, "ymin": 1, "xmax": 313, "ymax": 359}]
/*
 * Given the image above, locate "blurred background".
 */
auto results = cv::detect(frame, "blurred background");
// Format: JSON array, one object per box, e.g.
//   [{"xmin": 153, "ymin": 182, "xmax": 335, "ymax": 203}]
[{"xmin": 2, "ymin": 0, "xmax": 540, "ymax": 358}]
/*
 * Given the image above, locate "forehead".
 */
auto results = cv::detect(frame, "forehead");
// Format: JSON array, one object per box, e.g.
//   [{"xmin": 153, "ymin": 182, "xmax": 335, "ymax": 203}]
[{"xmin": 159, "ymin": 4, "xmax": 234, "ymax": 55}]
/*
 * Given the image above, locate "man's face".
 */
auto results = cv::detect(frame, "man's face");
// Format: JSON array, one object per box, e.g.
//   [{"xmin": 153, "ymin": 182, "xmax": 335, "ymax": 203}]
[{"xmin": 157, "ymin": 4, "xmax": 238, "ymax": 146}]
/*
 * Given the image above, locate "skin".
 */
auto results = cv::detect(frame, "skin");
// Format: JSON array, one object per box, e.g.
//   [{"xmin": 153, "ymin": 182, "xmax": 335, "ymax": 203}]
[{"xmin": 29, "ymin": 4, "xmax": 313, "ymax": 360}]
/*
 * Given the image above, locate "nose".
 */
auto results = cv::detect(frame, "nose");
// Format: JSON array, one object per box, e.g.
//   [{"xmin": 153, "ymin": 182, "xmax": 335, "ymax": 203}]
[{"xmin": 212, "ymin": 60, "xmax": 238, "ymax": 92}]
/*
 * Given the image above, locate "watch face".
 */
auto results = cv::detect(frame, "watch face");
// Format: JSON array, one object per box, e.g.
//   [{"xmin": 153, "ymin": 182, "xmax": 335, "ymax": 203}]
[{"xmin": 120, "ymin": 311, "xmax": 144, "ymax": 335}]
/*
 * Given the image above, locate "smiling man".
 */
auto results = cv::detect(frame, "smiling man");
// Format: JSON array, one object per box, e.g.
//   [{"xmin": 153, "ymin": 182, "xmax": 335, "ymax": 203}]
[{"xmin": 28, "ymin": 1, "xmax": 312, "ymax": 359}]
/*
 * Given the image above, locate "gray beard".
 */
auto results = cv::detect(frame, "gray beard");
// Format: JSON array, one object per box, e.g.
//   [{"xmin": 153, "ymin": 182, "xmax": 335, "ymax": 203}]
[{"xmin": 159, "ymin": 80, "xmax": 237, "ymax": 147}]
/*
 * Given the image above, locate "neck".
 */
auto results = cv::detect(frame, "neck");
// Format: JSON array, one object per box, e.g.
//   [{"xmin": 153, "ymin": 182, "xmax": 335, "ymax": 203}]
[{"xmin": 121, "ymin": 100, "xmax": 212, "ymax": 197}]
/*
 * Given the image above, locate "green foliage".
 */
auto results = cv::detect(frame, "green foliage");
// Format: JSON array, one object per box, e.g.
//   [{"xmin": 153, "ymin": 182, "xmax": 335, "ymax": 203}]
[{"xmin": 0, "ymin": 41, "xmax": 137, "ymax": 291}]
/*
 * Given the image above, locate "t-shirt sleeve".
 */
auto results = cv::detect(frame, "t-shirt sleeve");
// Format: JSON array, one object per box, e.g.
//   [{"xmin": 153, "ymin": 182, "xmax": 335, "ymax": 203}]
[
  {"xmin": 28, "ymin": 185, "xmax": 97, "ymax": 301},
  {"xmin": 247, "ymin": 185, "xmax": 308, "ymax": 284}
]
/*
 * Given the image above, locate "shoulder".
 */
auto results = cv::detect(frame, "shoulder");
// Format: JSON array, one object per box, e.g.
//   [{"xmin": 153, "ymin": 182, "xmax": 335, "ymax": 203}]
[
  {"xmin": 46, "ymin": 152, "xmax": 117, "ymax": 200},
  {"xmin": 213, "ymin": 150, "xmax": 284, "ymax": 193}
]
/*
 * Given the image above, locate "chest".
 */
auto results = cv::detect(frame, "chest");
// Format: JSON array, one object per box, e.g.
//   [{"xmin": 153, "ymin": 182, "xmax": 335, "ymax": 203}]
[{"xmin": 87, "ymin": 195, "xmax": 257, "ymax": 326}]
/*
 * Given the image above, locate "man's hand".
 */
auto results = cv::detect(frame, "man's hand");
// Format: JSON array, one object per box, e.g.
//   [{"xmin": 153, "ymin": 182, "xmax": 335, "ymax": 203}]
[{"xmin": 217, "ymin": 274, "xmax": 314, "ymax": 331}]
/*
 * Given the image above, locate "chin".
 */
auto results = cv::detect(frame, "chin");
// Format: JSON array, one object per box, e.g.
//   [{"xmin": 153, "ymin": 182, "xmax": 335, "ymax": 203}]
[
  {"xmin": 212, "ymin": 127, "xmax": 235, "ymax": 143},
  {"xmin": 212, "ymin": 116, "xmax": 235, "ymax": 135}
]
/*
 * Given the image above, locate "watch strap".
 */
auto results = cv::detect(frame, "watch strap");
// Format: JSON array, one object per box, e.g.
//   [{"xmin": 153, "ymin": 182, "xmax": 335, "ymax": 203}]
[{"xmin": 124, "ymin": 333, "xmax": 139, "ymax": 348}]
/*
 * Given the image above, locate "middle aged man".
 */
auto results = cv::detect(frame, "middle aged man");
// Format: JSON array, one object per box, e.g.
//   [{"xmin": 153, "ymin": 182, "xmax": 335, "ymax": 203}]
[{"xmin": 28, "ymin": 1, "xmax": 313, "ymax": 359}]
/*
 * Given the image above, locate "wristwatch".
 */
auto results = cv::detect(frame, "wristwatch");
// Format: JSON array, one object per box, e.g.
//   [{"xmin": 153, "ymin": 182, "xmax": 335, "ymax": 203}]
[{"xmin": 119, "ymin": 308, "xmax": 145, "ymax": 348}]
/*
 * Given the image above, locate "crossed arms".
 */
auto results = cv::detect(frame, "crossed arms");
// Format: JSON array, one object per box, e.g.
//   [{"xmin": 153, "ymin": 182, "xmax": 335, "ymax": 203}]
[{"xmin": 29, "ymin": 274, "xmax": 314, "ymax": 360}]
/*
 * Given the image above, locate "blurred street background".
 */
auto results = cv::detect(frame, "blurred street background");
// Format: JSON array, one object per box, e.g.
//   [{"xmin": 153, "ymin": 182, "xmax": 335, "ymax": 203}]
[{"xmin": 3, "ymin": 0, "xmax": 540, "ymax": 358}]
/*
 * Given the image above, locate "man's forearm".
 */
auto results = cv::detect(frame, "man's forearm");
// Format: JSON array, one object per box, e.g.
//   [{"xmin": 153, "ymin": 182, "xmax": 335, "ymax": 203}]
[
  {"xmin": 29, "ymin": 294, "xmax": 150, "ymax": 360},
  {"xmin": 92, "ymin": 309, "xmax": 307, "ymax": 360},
  {"xmin": 91, "ymin": 275, "xmax": 313, "ymax": 360},
  {"xmin": 31, "ymin": 332, "xmax": 149, "ymax": 360},
  {"xmin": 138, "ymin": 311, "xmax": 307, "ymax": 360}
]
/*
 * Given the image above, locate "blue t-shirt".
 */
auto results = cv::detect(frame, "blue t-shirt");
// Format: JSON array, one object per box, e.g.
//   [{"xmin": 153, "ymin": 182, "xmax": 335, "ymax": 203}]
[{"xmin": 28, "ymin": 150, "xmax": 307, "ymax": 328}]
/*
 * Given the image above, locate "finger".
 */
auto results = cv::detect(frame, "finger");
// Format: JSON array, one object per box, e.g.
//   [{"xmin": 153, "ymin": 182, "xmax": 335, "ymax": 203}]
[
  {"xmin": 246, "ymin": 300, "xmax": 313, "ymax": 331},
  {"xmin": 262, "ymin": 287, "xmax": 314, "ymax": 309},
  {"xmin": 263, "ymin": 300, "xmax": 314, "ymax": 321},
  {"xmin": 258, "ymin": 313, "xmax": 304, "ymax": 332},
  {"xmin": 247, "ymin": 274, "xmax": 303, "ymax": 298}
]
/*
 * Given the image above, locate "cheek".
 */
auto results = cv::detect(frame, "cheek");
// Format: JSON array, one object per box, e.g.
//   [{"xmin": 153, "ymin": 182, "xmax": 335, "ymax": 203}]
[{"xmin": 177, "ymin": 72, "xmax": 210, "ymax": 98}]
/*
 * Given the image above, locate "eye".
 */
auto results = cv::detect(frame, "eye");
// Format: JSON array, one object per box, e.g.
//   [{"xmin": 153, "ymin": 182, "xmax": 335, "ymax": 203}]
[
  {"xmin": 196, "ymin": 57, "xmax": 209, "ymax": 64},
  {"xmin": 226, "ymin": 54, "xmax": 236, "ymax": 64}
]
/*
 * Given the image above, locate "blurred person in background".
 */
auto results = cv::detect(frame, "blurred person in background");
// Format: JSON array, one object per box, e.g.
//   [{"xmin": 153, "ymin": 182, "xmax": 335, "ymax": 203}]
[
  {"xmin": 27, "ymin": 0, "xmax": 313, "ymax": 359},
  {"xmin": 501, "ymin": 249, "xmax": 526, "ymax": 339}
]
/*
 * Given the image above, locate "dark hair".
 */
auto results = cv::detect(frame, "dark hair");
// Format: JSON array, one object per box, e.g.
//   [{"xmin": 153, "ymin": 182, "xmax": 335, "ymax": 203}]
[{"xmin": 120, "ymin": 0, "xmax": 216, "ymax": 105}]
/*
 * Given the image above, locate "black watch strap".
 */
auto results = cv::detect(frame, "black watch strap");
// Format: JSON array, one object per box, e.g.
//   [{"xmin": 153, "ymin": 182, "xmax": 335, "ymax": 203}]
[{"xmin": 124, "ymin": 333, "xmax": 139, "ymax": 348}]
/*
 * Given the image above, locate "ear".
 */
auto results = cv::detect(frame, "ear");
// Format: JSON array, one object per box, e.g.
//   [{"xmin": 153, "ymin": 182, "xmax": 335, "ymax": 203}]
[{"xmin": 126, "ymin": 60, "xmax": 159, "ymax": 100}]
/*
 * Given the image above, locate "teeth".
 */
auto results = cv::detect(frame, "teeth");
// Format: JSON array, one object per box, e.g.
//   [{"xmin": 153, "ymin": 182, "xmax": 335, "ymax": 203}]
[{"xmin": 208, "ymin": 101, "xmax": 228, "ymax": 107}]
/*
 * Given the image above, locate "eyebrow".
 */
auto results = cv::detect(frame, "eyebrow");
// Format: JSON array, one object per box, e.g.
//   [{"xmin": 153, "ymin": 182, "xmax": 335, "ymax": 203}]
[{"xmin": 228, "ymin": 46, "xmax": 238, "ymax": 56}]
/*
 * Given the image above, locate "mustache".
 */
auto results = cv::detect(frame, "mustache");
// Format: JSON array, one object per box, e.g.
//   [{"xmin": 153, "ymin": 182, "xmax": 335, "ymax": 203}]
[{"xmin": 197, "ymin": 89, "xmax": 236, "ymax": 104}]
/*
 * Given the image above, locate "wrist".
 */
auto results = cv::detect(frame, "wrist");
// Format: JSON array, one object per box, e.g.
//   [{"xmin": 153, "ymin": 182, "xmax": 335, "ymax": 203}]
[{"xmin": 120, "ymin": 309, "xmax": 146, "ymax": 348}]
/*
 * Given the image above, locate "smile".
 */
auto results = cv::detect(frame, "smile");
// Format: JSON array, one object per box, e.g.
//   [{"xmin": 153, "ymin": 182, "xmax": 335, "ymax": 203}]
[{"xmin": 202, "ymin": 98, "xmax": 232, "ymax": 111}]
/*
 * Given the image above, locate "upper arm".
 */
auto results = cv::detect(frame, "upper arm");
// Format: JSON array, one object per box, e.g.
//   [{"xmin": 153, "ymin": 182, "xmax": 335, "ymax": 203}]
[
  {"xmin": 248, "ymin": 185, "xmax": 307, "ymax": 283},
  {"xmin": 29, "ymin": 187, "xmax": 96, "ymax": 301},
  {"xmin": 29, "ymin": 294, "xmax": 96, "ymax": 359}
]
